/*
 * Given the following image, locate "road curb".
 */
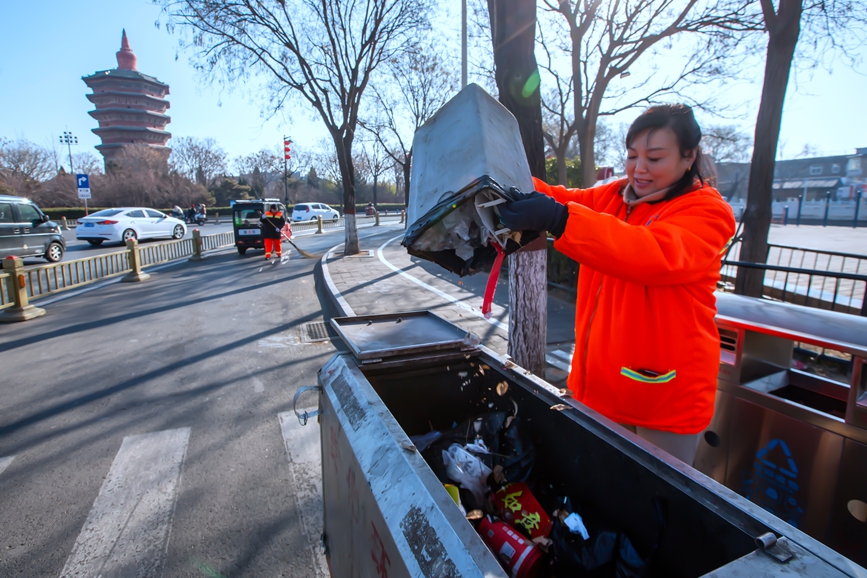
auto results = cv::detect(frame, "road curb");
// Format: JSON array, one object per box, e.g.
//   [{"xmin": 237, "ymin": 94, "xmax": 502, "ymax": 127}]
[{"xmin": 319, "ymin": 242, "xmax": 355, "ymax": 317}]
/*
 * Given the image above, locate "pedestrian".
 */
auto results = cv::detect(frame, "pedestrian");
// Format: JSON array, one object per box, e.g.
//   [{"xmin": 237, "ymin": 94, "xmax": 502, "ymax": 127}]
[
  {"xmin": 497, "ymin": 104, "xmax": 735, "ymax": 465},
  {"xmin": 260, "ymin": 203, "xmax": 285, "ymax": 260}
]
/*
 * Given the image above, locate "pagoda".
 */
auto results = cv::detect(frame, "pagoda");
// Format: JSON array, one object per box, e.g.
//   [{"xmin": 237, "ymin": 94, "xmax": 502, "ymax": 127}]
[{"xmin": 83, "ymin": 30, "xmax": 172, "ymax": 170}]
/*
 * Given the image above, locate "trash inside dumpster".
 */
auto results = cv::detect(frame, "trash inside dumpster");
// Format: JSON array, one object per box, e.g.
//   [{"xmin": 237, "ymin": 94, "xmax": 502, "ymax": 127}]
[
  {"xmin": 403, "ymin": 84, "xmax": 542, "ymax": 279},
  {"xmin": 311, "ymin": 311, "xmax": 864, "ymax": 577}
]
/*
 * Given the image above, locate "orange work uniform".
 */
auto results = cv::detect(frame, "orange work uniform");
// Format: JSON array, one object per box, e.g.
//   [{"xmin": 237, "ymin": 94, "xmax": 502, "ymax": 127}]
[
  {"xmin": 534, "ymin": 177, "xmax": 736, "ymax": 434},
  {"xmin": 260, "ymin": 210, "xmax": 285, "ymax": 259}
]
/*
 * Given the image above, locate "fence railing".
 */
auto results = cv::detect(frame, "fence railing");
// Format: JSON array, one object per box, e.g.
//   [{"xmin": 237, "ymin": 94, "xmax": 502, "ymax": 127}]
[
  {"xmin": 720, "ymin": 260, "xmax": 867, "ymax": 316},
  {"xmin": 1, "ymin": 231, "xmax": 234, "ymax": 311}
]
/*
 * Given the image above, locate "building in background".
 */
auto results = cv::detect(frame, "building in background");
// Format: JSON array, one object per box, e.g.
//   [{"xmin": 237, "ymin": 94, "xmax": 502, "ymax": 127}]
[
  {"xmin": 82, "ymin": 30, "xmax": 172, "ymax": 171},
  {"xmin": 717, "ymin": 148, "xmax": 867, "ymax": 202}
]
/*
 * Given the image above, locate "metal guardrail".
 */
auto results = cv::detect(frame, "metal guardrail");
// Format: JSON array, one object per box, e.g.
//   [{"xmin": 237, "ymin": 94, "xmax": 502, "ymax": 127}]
[
  {"xmin": 720, "ymin": 260, "xmax": 867, "ymax": 317},
  {"xmin": 1, "ymin": 231, "xmax": 235, "ymax": 311}
]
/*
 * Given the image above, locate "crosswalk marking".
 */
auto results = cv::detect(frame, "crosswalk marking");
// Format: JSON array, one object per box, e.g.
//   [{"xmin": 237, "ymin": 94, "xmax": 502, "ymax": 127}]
[
  {"xmin": 0, "ymin": 456, "xmax": 14, "ymax": 476},
  {"xmin": 546, "ymin": 354, "xmax": 572, "ymax": 372},
  {"xmin": 552, "ymin": 349, "xmax": 574, "ymax": 362},
  {"xmin": 60, "ymin": 428, "xmax": 191, "ymax": 578}
]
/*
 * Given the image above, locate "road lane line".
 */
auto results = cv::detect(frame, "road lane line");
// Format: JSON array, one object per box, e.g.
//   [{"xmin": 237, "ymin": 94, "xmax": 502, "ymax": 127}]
[
  {"xmin": 552, "ymin": 349, "xmax": 574, "ymax": 362},
  {"xmin": 0, "ymin": 456, "xmax": 14, "ymax": 476},
  {"xmin": 278, "ymin": 411, "xmax": 327, "ymax": 577},
  {"xmin": 60, "ymin": 427, "xmax": 191, "ymax": 578},
  {"xmin": 376, "ymin": 235, "xmax": 509, "ymax": 331}
]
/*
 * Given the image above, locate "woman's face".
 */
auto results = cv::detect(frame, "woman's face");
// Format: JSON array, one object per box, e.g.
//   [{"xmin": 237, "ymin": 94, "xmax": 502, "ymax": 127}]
[{"xmin": 625, "ymin": 127, "xmax": 696, "ymax": 198}]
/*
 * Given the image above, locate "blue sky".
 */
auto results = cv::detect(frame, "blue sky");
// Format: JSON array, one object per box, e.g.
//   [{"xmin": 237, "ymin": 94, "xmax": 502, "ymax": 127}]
[{"xmin": 1, "ymin": 0, "xmax": 865, "ymax": 171}]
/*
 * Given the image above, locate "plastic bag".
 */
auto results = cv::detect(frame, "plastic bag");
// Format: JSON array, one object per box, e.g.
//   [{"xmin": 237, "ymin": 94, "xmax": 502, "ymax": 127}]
[{"xmin": 442, "ymin": 443, "xmax": 493, "ymax": 505}]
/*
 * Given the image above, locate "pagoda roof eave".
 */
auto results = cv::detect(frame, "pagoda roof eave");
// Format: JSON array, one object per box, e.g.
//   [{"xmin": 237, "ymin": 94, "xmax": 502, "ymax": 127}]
[
  {"xmin": 92, "ymin": 126, "xmax": 172, "ymax": 137},
  {"xmin": 88, "ymin": 108, "xmax": 171, "ymax": 121},
  {"xmin": 83, "ymin": 68, "xmax": 168, "ymax": 88},
  {"xmin": 96, "ymin": 143, "xmax": 172, "ymax": 152},
  {"xmin": 86, "ymin": 91, "xmax": 171, "ymax": 107}
]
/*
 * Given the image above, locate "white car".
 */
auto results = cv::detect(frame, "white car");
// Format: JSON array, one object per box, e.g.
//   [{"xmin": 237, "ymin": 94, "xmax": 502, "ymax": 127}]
[
  {"xmin": 75, "ymin": 208, "xmax": 187, "ymax": 246},
  {"xmin": 291, "ymin": 202, "xmax": 340, "ymax": 222}
]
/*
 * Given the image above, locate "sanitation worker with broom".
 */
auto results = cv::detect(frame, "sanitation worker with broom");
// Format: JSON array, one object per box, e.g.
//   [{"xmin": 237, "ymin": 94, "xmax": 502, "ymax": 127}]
[
  {"xmin": 260, "ymin": 204, "xmax": 285, "ymax": 260},
  {"xmin": 498, "ymin": 104, "xmax": 735, "ymax": 465}
]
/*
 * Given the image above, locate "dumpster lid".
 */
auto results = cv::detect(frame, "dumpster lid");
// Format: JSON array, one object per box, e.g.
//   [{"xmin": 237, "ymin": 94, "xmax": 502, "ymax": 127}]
[{"xmin": 330, "ymin": 311, "xmax": 481, "ymax": 362}]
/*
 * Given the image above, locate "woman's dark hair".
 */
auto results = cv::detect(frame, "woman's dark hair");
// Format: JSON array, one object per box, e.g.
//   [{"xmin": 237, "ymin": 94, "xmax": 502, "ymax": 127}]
[{"xmin": 625, "ymin": 104, "xmax": 704, "ymax": 200}]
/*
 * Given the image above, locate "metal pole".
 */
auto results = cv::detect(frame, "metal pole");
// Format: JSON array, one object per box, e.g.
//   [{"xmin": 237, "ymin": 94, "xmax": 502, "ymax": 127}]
[
  {"xmin": 461, "ymin": 0, "xmax": 467, "ymax": 88},
  {"xmin": 823, "ymin": 191, "xmax": 831, "ymax": 227},
  {"xmin": 855, "ymin": 191, "xmax": 863, "ymax": 229},
  {"xmin": 283, "ymin": 155, "xmax": 288, "ymax": 206},
  {"xmin": 783, "ymin": 205, "xmax": 788, "ymax": 226},
  {"xmin": 796, "ymin": 194, "xmax": 803, "ymax": 227}
]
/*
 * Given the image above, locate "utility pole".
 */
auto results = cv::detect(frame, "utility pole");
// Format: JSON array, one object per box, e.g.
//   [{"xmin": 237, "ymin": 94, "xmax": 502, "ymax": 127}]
[
  {"xmin": 461, "ymin": 0, "xmax": 467, "ymax": 88},
  {"xmin": 59, "ymin": 131, "xmax": 78, "ymax": 174},
  {"xmin": 283, "ymin": 137, "xmax": 292, "ymax": 205}
]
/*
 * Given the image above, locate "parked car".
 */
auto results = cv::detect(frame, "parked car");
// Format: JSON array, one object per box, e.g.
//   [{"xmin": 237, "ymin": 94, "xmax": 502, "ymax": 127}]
[
  {"xmin": 75, "ymin": 208, "xmax": 187, "ymax": 246},
  {"xmin": 0, "ymin": 195, "xmax": 66, "ymax": 262},
  {"xmin": 291, "ymin": 203, "xmax": 339, "ymax": 222}
]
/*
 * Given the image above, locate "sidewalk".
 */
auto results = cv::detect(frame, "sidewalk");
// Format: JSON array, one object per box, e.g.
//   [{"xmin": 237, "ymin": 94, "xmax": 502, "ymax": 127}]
[{"xmin": 319, "ymin": 226, "xmax": 576, "ymax": 384}]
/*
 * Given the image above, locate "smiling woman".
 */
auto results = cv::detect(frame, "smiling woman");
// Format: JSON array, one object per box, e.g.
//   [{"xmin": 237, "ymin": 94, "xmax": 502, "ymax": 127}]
[{"xmin": 498, "ymin": 104, "xmax": 736, "ymax": 466}]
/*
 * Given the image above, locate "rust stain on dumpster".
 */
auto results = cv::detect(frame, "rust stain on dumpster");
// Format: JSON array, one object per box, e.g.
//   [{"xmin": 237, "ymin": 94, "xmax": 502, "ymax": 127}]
[
  {"xmin": 400, "ymin": 506, "xmax": 461, "ymax": 577},
  {"xmin": 332, "ymin": 373, "xmax": 365, "ymax": 431}
]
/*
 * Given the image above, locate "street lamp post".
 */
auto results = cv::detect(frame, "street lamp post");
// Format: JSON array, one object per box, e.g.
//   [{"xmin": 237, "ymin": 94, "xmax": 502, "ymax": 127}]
[{"xmin": 59, "ymin": 131, "xmax": 78, "ymax": 174}]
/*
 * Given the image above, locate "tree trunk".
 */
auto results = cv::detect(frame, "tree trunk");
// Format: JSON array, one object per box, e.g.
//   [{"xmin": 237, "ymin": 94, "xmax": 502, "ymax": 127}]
[
  {"xmin": 577, "ymin": 120, "xmax": 597, "ymax": 189},
  {"xmin": 403, "ymin": 150, "xmax": 412, "ymax": 208},
  {"xmin": 335, "ymin": 132, "xmax": 359, "ymax": 254},
  {"xmin": 373, "ymin": 175, "xmax": 378, "ymax": 207},
  {"xmin": 735, "ymin": 1, "xmax": 802, "ymax": 297},
  {"xmin": 488, "ymin": 0, "xmax": 548, "ymax": 377},
  {"xmin": 557, "ymin": 147, "xmax": 567, "ymax": 186}
]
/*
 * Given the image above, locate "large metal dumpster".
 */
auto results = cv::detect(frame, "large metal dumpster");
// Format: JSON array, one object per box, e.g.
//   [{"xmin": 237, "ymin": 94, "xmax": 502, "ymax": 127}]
[
  {"xmin": 307, "ymin": 310, "xmax": 865, "ymax": 577},
  {"xmin": 696, "ymin": 293, "xmax": 867, "ymax": 567}
]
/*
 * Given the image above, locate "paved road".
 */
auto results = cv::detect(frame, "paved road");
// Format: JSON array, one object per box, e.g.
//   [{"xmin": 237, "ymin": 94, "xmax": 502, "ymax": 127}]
[{"xmin": 0, "ymin": 223, "xmax": 403, "ymax": 577}]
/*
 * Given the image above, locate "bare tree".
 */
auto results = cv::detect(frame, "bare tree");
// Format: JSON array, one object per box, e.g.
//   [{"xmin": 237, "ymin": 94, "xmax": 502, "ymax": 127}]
[
  {"xmin": 359, "ymin": 140, "xmax": 391, "ymax": 208},
  {"xmin": 735, "ymin": 0, "xmax": 866, "ymax": 296},
  {"xmin": 72, "ymin": 152, "xmax": 104, "ymax": 175},
  {"xmin": 0, "ymin": 138, "xmax": 56, "ymax": 182},
  {"xmin": 488, "ymin": 0, "xmax": 549, "ymax": 377},
  {"xmin": 362, "ymin": 48, "xmax": 456, "ymax": 207},
  {"xmin": 168, "ymin": 137, "xmax": 228, "ymax": 188},
  {"xmin": 234, "ymin": 148, "xmax": 282, "ymax": 197},
  {"xmin": 157, "ymin": 0, "xmax": 430, "ymax": 254},
  {"xmin": 540, "ymin": 0, "xmax": 758, "ymax": 188},
  {"xmin": 702, "ymin": 124, "xmax": 753, "ymax": 163}
]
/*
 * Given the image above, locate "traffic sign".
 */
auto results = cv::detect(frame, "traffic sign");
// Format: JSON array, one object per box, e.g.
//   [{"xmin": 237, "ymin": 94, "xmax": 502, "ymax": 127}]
[{"xmin": 76, "ymin": 173, "xmax": 91, "ymax": 200}]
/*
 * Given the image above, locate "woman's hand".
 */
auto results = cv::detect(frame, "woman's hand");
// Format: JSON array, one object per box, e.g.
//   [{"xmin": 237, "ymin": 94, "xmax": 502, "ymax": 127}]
[{"xmin": 498, "ymin": 192, "xmax": 569, "ymax": 237}]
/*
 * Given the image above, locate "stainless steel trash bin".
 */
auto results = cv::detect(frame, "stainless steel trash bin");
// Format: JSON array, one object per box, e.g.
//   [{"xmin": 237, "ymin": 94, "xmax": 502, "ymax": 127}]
[
  {"xmin": 307, "ymin": 310, "xmax": 864, "ymax": 577},
  {"xmin": 696, "ymin": 293, "xmax": 867, "ymax": 567}
]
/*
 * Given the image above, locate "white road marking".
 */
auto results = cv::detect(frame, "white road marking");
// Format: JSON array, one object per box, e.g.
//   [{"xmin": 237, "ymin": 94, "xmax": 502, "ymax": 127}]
[
  {"xmin": 376, "ymin": 235, "xmax": 509, "ymax": 331},
  {"xmin": 60, "ymin": 428, "xmax": 191, "ymax": 578},
  {"xmin": 546, "ymin": 355, "xmax": 572, "ymax": 373},
  {"xmin": 0, "ymin": 456, "xmax": 15, "ymax": 476},
  {"xmin": 278, "ymin": 411, "xmax": 327, "ymax": 577},
  {"xmin": 552, "ymin": 349, "xmax": 574, "ymax": 362}
]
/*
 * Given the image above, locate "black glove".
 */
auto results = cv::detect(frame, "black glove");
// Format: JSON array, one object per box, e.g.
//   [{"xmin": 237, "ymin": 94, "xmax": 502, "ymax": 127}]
[{"xmin": 498, "ymin": 192, "xmax": 569, "ymax": 237}]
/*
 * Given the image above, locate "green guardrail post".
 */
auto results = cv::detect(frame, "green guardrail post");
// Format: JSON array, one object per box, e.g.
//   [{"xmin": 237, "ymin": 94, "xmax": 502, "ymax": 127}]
[
  {"xmin": 375, "ymin": 211, "xmax": 380, "ymax": 226},
  {"xmin": 215, "ymin": 212, "xmax": 220, "ymax": 225},
  {"xmin": 122, "ymin": 239, "xmax": 151, "ymax": 282},
  {"xmin": 189, "ymin": 229, "xmax": 207, "ymax": 262},
  {"xmin": 0, "ymin": 256, "xmax": 46, "ymax": 322},
  {"xmin": 316, "ymin": 215, "xmax": 324, "ymax": 234},
  {"xmin": 400, "ymin": 210, "xmax": 405, "ymax": 225}
]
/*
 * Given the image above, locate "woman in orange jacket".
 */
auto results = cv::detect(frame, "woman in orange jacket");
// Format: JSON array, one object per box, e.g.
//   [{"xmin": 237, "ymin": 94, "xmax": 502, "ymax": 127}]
[{"xmin": 498, "ymin": 104, "xmax": 735, "ymax": 464}]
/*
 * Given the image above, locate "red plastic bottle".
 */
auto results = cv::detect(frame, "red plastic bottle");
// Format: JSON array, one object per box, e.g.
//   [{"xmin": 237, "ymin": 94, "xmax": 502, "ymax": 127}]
[{"xmin": 478, "ymin": 517, "xmax": 544, "ymax": 578}]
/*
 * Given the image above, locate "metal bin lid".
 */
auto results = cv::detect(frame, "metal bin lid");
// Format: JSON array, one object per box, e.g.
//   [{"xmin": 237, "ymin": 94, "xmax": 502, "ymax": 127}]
[{"xmin": 330, "ymin": 310, "xmax": 480, "ymax": 361}]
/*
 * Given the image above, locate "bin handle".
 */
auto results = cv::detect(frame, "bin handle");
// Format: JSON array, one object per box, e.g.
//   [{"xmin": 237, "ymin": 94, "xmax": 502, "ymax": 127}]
[{"xmin": 293, "ymin": 385, "xmax": 321, "ymax": 426}]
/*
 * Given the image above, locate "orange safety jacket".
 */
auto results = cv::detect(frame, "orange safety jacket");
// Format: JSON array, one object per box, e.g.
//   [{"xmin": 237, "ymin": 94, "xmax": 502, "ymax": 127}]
[{"xmin": 534, "ymin": 177, "xmax": 736, "ymax": 434}]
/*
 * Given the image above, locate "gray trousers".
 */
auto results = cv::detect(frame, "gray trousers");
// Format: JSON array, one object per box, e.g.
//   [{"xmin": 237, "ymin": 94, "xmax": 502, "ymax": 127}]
[{"xmin": 621, "ymin": 424, "xmax": 702, "ymax": 466}]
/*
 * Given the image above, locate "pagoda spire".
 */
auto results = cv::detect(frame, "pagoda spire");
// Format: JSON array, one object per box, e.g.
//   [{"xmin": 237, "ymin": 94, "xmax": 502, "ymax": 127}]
[{"xmin": 116, "ymin": 29, "xmax": 138, "ymax": 71}]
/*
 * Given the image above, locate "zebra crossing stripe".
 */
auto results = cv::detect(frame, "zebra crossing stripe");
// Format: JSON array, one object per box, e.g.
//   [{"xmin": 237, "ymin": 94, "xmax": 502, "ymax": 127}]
[
  {"xmin": 60, "ymin": 428, "xmax": 191, "ymax": 578},
  {"xmin": 0, "ymin": 456, "xmax": 14, "ymax": 476},
  {"xmin": 546, "ymin": 354, "xmax": 572, "ymax": 373}
]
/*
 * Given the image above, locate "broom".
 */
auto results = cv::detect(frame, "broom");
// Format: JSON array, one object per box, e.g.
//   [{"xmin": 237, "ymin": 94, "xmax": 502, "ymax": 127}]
[{"xmin": 280, "ymin": 223, "xmax": 318, "ymax": 259}]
